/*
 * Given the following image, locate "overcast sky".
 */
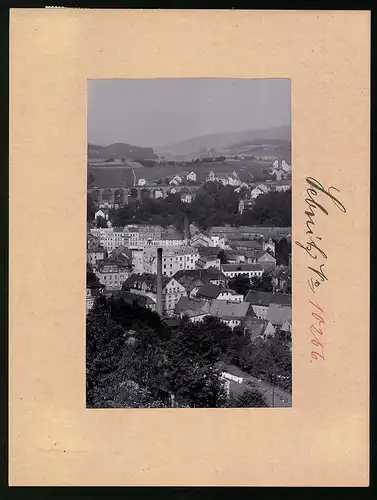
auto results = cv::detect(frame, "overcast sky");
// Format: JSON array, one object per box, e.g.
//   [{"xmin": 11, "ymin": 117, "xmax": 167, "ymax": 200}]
[{"xmin": 88, "ymin": 78, "xmax": 291, "ymax": 147}]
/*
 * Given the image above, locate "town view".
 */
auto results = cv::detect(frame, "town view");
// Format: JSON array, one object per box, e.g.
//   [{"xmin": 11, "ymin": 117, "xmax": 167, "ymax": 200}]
[{"xmin": 86, "ymin": 78, "xmax": 292, "ymax": 408}]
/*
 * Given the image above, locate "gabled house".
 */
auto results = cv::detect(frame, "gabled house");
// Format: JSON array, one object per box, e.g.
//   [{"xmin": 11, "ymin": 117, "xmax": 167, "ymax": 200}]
[
  {"xmin": 174, "ymin": 296, "xmax": 211, "ymax": 322},
  {"xmin": 257, "ymin": 251, "xmax": 277, "ymax": 273},
  {"xmin": 190, "ymin": 232, "xmax": 212, "ymax": 248},
  {"xmin": 266, "ymin": 303, "xmax": 292, "ymax": 333},
  {"xmin": 169, "ymin": 174, "xmax": 183, "ymax": 186},
  {"xmin": 195, "ymin": 255, "xmax": 221, "ymax": 271},
  {"xmin": 123, "ymin": 272, "xmax": 187, "ymax": 316},
  {"xmin": 96, "ymin": 258, "xmax": 133, "ymax": 290},
  {"xmin": 209, "ymin": 299, "xmax": 254, "ymax": 330},
  {"xmin": 196, "ymin": 284, "xmax": 243, "ymax": 303},
  {"xmin": 186, "ymin": 171, "xmax": 197, "ymax": 182},
  {"xmin": 189, "ymin": 223, "xmax": 201, "ymax": 237},
  {"xmin": 245, "ymin": 291, "xmax": 292, "ymax": 319}
]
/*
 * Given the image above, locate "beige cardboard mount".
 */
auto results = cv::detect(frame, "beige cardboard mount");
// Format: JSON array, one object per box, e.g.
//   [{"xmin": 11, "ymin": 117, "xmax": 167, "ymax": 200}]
[{"xmin": 9, "ymin": 9, "xmax": 370, "ymax": 486}]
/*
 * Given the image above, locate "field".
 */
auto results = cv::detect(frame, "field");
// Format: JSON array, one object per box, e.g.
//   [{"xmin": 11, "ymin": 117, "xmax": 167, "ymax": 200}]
[{"xmin": 88, "ymin": 160, "xmax": 274, "ymax": 189}]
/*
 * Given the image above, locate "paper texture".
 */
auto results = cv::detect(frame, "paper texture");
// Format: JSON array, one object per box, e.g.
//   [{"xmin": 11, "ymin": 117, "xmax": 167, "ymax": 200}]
[{"xmin": 9, "ymin": 9, "xmax": 370, "ymax": 486}]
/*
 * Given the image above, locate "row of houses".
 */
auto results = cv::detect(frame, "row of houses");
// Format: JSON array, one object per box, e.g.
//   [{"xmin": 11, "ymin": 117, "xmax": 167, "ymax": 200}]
[{"xmin": 90, "ymin": 224, "xmax": 189, "ymax": 252}]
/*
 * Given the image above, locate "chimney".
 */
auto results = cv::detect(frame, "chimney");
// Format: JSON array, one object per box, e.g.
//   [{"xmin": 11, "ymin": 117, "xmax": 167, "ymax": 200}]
[
  {"xmin": 184, "ymin": 214, "xmax": 190, "ymax": 245},
  {"xmin": 156, "ymin": 247, "xmax": 163, "ymax": 316}
]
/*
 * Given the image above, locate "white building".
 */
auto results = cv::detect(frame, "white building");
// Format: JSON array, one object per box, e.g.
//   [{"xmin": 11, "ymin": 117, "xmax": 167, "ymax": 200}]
[
  {"xmin": 94, "ymin": 209, "xmax": 110, "ymax": 221},
  {"xmin": 275, "ymin": 184, "xmax": 291, "ymax": 192},
  {"xmin": 281, "ymin": 160, "xmax": 292, "ymax": 173},
  {"xmin": 210, "ymin": 236, "xmax": 226, "ymax": 249},
  {"xmin": 181, "ymin": 193, "xmax": 192, "ymax": 203},
  {"xmin": 142, "ymin": 246, "xmax": 200, "ymax": 277},
  {"xmin": 206, "ymin": 170, "xmax": 241, "ymax": 186},
  {"xmin": 221, "ymin": 263, "xmax": 263, "ymax": 279},
  {"xmin": 90, "ymin": 227, "xmax": 125, "ymax": 252},
  {"xmin": 95, "ymin": 261, "xmax": 132, "ymax": 290},
  {"xmin": 169, "ymin": 175, "xmax": 183, "ymax": 186},
  {"xmin": 250, "ymin": 187, "xmax": 264, "ymax": 199},
  {"xmin": 187, "ymin": 171, "xmax": 197, "ymax": 182}
]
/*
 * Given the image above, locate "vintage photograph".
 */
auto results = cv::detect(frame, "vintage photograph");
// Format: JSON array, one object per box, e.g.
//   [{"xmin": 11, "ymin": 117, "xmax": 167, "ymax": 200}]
[{"xmin": 86, "ymin": 78, "xmax": 292, "ymax": 408}]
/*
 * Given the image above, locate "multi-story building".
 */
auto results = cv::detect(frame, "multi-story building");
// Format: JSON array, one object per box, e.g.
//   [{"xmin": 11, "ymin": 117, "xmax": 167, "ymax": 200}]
[
  {"xmin": 195, "ymin": 255, "xmax": 221, "ymax": 270},
  {"xmin": 95, "ymin": 259, "xmax": 133, "ymax": 290},
  {"xmin": 87, "ymin": 248, "xmax": 107, "ymax": 268},
  {"xmin": 123, "ymin": 273, "xmax": 187, "ymax": 316},
  {"xmin": 123, "ymin": 224, "xmax": 164, "ymax": 248},
  {"xmin": 90, "ymin": 227, "xmax": 115, "ymax": 248},
  {"xmin": 196, "ymin": 283, "xmax": 244, "ymax": 303},
  {"xmin": 102, "ymin": 227, "xmax": 126, "ymax": 252},
  {"xmin": 143, "ymin": 246, "xmax": 200, "ymax": 277},
  {"xmin": 244, "ymin": 291, "xmax": 292, "ymax": 319},
  {"xmin": 221, "ymin": 263, "xmax": 263, "ymax": 279}
]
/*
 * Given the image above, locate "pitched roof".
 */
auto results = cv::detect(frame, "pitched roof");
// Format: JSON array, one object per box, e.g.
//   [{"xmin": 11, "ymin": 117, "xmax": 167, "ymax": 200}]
[
  {"xmin": 257, "ymin": 252, "xmax": 276, "ymax": 262},
  {"xmin": 209, "ymin": 300, "xmax": 252, "ymax": 319},
  {"xmin": 267, "ymin": 303, "xmax": 292, "ymax": 326},
  {"xmin": 228, "ymin": 240, "xmax": 264, "ymax": 249},
  {"xmin": 98, "ymin": 258, "xmax": 131, "ymax": 272},
  {"xmin": 161, "ymin": 228, "xmax": 183, "ymax": 240},
  {"xmin": 174, "ymin": 296, "xmax": 211, "ymax": 316},
  {"xmin": 222, "ymin": 263, "xmax": 263, "ymax": 272},
  {"xmin": 123, "ymin": 273, "xmax": 171, "ymax": 291},
  {"xmin": 242, "ymin": 317, "xmax": 267, "ymax": 339},
  {"xmin": 173, "ymin": 268, "xmax": 226, "ymax": 283},
  {"xmin": 173, "ymin": 274, "xmax": 204, "ymax": 292},
  {"xmin": 198, "ymin": 247, "xmax": 220, "ymax": 258},
  {"xmin": 196, "ymin": 283, "xmax": 223, "ymax": 299},
  {"xmin": 245, "ymin": 291, "xmax": 292, "ymax": 307}
]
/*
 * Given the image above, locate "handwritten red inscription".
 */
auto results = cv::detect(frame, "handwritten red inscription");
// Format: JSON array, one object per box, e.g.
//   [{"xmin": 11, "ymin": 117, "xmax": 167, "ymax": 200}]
[{"xmin": 309, "ymin": 298, "xmax": 325, "ymax": 361}]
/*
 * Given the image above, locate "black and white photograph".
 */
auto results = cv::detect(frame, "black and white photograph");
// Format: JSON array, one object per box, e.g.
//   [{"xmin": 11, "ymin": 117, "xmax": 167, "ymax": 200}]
[{"xmin": 86, "ymin": 78, "xmax": 292, "ymax": 409}]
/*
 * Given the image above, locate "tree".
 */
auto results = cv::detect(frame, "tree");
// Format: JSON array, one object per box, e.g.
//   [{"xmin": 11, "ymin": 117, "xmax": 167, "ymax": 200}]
[
  {"xmin": 231, "ymin": 389, "xmax": 268, "ymax": 408},
  {"xmin": 250, "ymin": 275, "xmax": 273, "ymax": 292},
  {"xmin": 96, "ymin": 215, "xmax": 107, "ymax": 228},
  {"xmin": 228, "ymin": 275, "xmax": 252, "ymax": 296},
  {"xmin": 87, "ymin": 263, "xmax": 100, "ymax": 286},
  {"xmin": 217, "ymin": 249, "xmax": 227, "ymax": 264},
  {"xmin": 275, "ymin": 237, "xmax": 291, "ymax": 266},
  {"xmin": 87, "ymin": 193, "xmax": 96, "ymax": 222}
]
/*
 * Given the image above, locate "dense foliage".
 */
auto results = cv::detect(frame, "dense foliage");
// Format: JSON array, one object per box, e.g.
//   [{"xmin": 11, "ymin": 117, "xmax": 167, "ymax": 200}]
[
  {"xmin": 107, "ymin": 182, "xmax": 291, "ymax": 230},
  {"xmin": 228, "ymin": 274, "xmax": 274, "ymax": 296},
  {"xmin": 86, "ymin": 297, "xmax": 292, "ymax": 408}
]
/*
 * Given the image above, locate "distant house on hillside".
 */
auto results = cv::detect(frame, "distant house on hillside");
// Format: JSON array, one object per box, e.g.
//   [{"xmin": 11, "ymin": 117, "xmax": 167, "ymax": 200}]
[
  {"xmin": 169, "ymin": 174, "xmax": 183, "ymax": 186},
  {"xmin": 238, "ymin": 199, "xmax": 254, "ymax": 215},
  {"xmin": 186, "ymin": 171, "xmax": 197, "ymax": 182},
  {"xmin": 94, "ymin": 208, "xmax": 110, "ymax": 222},
  {"xmin": 181, "ymin": 192, "xmax": 192, "ymax": 203},
  {"xmin": 206, "ymin": 170, "xmax": 241, "ymax": 186}
]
